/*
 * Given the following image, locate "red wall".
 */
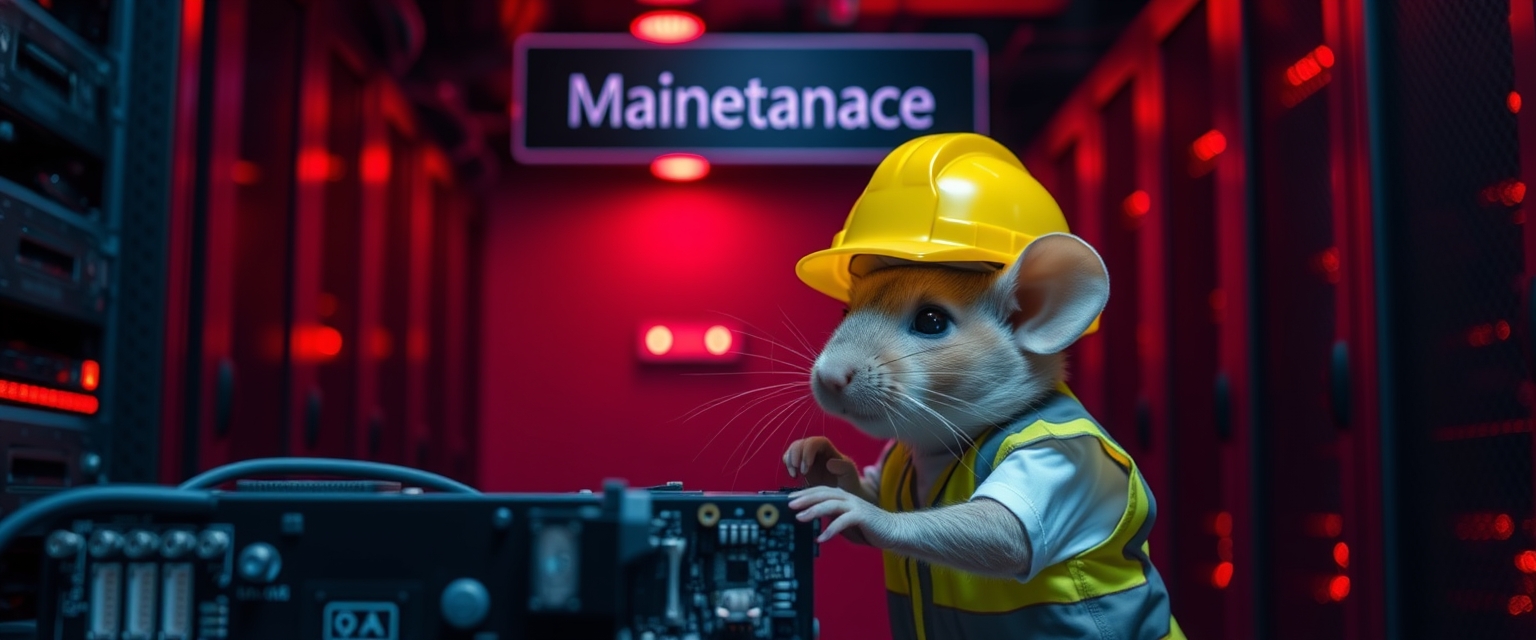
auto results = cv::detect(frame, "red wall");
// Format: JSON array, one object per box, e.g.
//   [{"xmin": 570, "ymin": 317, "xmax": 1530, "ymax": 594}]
[{"xmin": 478, "ymin": 164, "xmax": 890, "ymax": 640}]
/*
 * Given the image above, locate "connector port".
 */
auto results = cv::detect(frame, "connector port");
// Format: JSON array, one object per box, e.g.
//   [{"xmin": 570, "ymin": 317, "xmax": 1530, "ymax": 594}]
[
  {"xmin": 161, "ymin": 563, "xmax": 192, "ymax": 640},
  {"xmin": 123, "ymin": 563, "xmax": 158, "ymax": 640},
  {"xmin": 88, "ymin": 562, "xmax": 121, "ymax": 640}
]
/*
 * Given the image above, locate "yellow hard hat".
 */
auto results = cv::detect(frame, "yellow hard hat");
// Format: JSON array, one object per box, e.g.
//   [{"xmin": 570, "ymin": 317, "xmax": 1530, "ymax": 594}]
[{"xmin": 796, "ymin": 132, "xmax": 1099, "ymax": 334}]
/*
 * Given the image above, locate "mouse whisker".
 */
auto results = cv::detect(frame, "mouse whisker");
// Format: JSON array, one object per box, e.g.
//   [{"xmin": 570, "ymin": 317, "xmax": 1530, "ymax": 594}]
[
  {"xmin": 890, "ymin": 391, "xmax": 978, "ymax": 472},
  {"xmin": 677, "ymin": 381, "xmax": 807, "ymax": 424},
  {"xmin": 707, "ymin": 310, "xmax": 819, "ymax": 367},
  {"xmin": 732, "ymin": 350, "xmax": 814, "ymax": 373},
  {"xmin": 779, "ymin": 307, "xmax": 823, "ymax": 360},
  {"xmin": 877, "ymin": 339, "xmax": 986, "ymax": 368},
  {"xmin": 681, "ymin": 371, "xmax": 811, "ymax": 377},
  {"xmin": 735, "ymin": 397, "xmax": 816, "ymax": 477},
  {"xmin": 691, "ymin": 385, "xmax": 810, "ymax": 463},
  {"xmin": 727, "ymin": 394, "xmax": 811, "ymax": 471},
  {"xmin": 900, "ymin": 384, "xmax": 999, "ymax": 422}
]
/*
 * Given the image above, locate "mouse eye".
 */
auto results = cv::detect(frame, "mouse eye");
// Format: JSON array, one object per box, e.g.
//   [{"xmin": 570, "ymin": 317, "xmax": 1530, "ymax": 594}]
[{"xmin": 912, "ymin": 307, "xmax": 951, "ymax": 336}]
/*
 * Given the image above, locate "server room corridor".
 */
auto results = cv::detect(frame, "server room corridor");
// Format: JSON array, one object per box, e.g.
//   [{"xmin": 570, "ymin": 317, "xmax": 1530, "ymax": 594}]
[{"xmin": 0, "ymin": 0, "xmax": 1531, "ymax": 638}]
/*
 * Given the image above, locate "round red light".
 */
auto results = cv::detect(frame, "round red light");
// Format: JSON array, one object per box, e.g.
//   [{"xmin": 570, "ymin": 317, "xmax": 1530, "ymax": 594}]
[
  {"xmin": 1328, "ymin": 575, "xmax": 1351, "ymax": 601},
  {"xmin": 1510, "ymin": 595, "xmax": 1534, "ymax": 616},
  {"xmin": 1122, "ymin": 190, "xmax": 1151, "ymax": 218},
  {"xmin": 315, "ymin": 327, "xmax": 343, "ymax": 357},
  {"xmin": 1314, "ymin": 45, "xmax": 1336, "ymax": 68},
  {"xmin": 1211, "ymin": 562, "xmax": 1234, "ymax": 589},
  {"xmin": 631, "ymin": 10, "xmax": 705, "ymax": 45},
  {"xmin": 1333, "ymin": 542, "xmax": 1349, "ymax": 568},
  {"xmin": 80, "ymin": 360, "xmax": 100, "ymax": 392},
  {"xmin": 645, "ymin": 326, "xmax": 675, "ymax": 356},
  {"xmin": 651, "ymin": 154, "xmax": 710, "ymax": 182},
  {"xmin": 1516, "ymin": 550, "xmax": 1536, "ymax": 574}
]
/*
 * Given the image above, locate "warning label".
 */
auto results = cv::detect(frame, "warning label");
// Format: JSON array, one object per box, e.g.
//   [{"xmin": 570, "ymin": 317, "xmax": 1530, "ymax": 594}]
[{"xmin": 322, "ymin": 602, "xmax": 399, "ymax": 640}]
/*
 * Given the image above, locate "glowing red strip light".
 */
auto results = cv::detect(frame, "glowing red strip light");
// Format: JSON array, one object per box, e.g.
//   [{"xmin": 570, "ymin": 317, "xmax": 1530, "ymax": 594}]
[{"xmin": 0, "ymin": 379, "xmax": 99, "ymax": 415}]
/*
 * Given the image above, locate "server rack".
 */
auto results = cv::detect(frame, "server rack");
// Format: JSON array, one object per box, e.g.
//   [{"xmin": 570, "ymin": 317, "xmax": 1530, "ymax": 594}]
[
  {"xmin": 1378, "ymin": 0, "xmax": 1536, "ymax": 637},
  {"xmin": 160, "ymin": 0, "xmax": 481, "ymax": 482}
]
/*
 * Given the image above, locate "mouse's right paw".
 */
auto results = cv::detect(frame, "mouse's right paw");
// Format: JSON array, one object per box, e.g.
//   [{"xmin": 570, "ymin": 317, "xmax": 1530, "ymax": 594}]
[{"xmin": 784, "ymin": 437, "xmax": 855, "ymax": 488}]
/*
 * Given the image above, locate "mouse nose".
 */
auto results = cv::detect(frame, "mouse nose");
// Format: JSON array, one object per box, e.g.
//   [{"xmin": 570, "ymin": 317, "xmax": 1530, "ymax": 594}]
[{"xmin": 815, "ymin": 366, "xmax": 856, "ymax": 394}]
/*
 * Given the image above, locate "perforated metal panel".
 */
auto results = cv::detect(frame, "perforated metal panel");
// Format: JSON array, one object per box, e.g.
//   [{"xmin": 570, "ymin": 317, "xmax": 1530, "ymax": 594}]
[
  {"xmin": 106, "ymin": 0, "xmax": 182, "ymax": 482},
  {"xmin": 1370, "ymin": 0, "xmax": 1536, "ymax": 637}
]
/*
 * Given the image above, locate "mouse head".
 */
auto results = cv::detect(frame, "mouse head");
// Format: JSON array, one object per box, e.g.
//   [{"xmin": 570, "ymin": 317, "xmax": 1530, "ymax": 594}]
[{"xmin": 809, "ymin": 233, "xmax": 1109, "ymax": 454}]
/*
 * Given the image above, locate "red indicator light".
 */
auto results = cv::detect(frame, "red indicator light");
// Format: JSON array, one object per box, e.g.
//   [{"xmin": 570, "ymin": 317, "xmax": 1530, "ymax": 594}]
[
  {"xmin": 1516, "ymin": 550, "xmax": 1536, "ymax": 574},
  {"xmin": 631, "ymin": 10, "xmax": 705, "ymax": 44},
  {"xmin": 1510, "ymin": 595, "xmax": 1534, "ymax": 616},
  {"xmin": 0, "ymin": 379, "xmax": 99, "ymax": 414},
  {"xmin": 80, "ymin": 360, "xmax": 100, "ymax": 392},
  {"xmin": 1191, "ymin": 130, "xmax": 1227, "ymax": 162},
  {"xmin": 1286, "ymin": 45, "xmax": 1335, "ymax": 86},
  {"xmin": 638, "ymin": 321, "xmax": 742, "ymax": 364},
  {"xmin": 1328, "ymin": 576, "xmax": 1351, "ymax": 601},
  {"xmin": 1213, "ymin": 512, "xmax": 1233, "ymax": 537},
  {"xmin": 1497, "ymin": 514, "xmax": 1516, "ymax": 539},
  {"xmin": 1333, "ymin": 542, "xmax": 1349, "ymax": 568},
  {"xmin": 361, "ymin": 144, "xmax": 390, "ymax": 184},
  {"xmin": 651, "ymin": 154, "xmax": 710, "ymax": 182},
  {"xmin": 1122, "ymin": 190, "xmax": 1150, "ymax": 218},
  {"xmin": 1511, "ymin": 91, "xmax": 1524, "ymax": 114},
  {"xmin": 1211, "ymin": 562, "xmax": 1234, "ymax": 589}
]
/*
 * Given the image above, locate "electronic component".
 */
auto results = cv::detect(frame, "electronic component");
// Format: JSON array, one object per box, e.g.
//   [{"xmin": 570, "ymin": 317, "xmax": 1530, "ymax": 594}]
[
  {"xmin": 0, "ymin": 0, "xmax": 112, "ymax": 158},
  {"xmin": 22, "ymin": 469, "xmax": 819, "ymax": 640},
  {"xmin": 0, "ymin": 186, "xmax": 111, "ymax": 326}
]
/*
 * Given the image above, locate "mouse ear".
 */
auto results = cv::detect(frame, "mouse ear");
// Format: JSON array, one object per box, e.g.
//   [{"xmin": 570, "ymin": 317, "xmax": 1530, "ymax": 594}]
[{"xmin": 995, "ymin": 233, "xmax": 1110, "ymax": 355}]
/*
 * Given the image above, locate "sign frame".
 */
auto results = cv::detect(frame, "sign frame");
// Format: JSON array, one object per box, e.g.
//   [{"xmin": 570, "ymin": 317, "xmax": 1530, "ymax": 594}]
[{"xmin": 512, "ymin": 32, "xmax": 990, "ymax": 165}]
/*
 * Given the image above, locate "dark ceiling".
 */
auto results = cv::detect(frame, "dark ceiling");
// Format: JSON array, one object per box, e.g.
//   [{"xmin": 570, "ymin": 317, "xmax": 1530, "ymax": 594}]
[{"xmin": 381, "ymin": 0, "xmax": 1152, "ymax": 185}]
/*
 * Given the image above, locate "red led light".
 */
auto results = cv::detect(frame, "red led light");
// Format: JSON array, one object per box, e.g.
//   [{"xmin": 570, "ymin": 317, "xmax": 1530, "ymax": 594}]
[
  {"xmin": 1122, "ymin": 190, "xmax": 1150, "ymax": 218},
  {"xmin": 1213, "ymin": 512, "xmax": 1233, "ymax": 537},
  {"xmin": 638, "ymin": 321, "xmax": 742, "ymax": 363},
  {"xmin": 1511, "ymin": 91, "xmax": 1524, "ymax": 114},
  {"xmin": 645, "ymin": 325, "xmax": 675, "ymax": 356},
  {"xmin": 631, "ymin": 10, "xmax": 705, "ymax": 44},
  {"xmin": 1516, "ymin": 551, "xmax": 1536, "ymax": 574},
  {"xmin": 1211, "ymin": 562, "xmax": 1234, "ymax": 589},
  {"xmin": 1497, "ymin": 514, "xmax": 1516, "ymax": 539},
  {"xmin": 1305, "ymin": 513, "xmax": 1343, "ymax": 537},
  {"xmin": 80, "ymin": 360, "xmax": 100, "ymax": 392},
  {"xmin": 361, "ymin": 144, "xmax": 390, "ymax": 184},
  {"xmin": 1286, "ymin": 45, "xmax": 1335, "ymax": 86},
  {"xmin": 1328, "ymin": 576, "xmax": 1351, "ymax": 602},
  {"xmin": 0, "ymin": 379, "xmax": 99, "ymax": 415},
  {"xmin": 651, "ymin": 154, "xmax": 711, "ymax": 182},
  {"xmin": 1510, "ymin": 595, "xmax": 1534, "ymax": 616},
  {"xmin": 1333, "ymin": 542, "xmax": 1349, "ymax": 568},
  {"xmin": 1191, "ymin": 130, "xmax": 1228, "ymax": 162}
]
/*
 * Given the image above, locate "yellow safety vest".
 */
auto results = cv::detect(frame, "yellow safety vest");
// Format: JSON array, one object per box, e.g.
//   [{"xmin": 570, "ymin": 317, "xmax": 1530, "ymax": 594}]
[{"xmin": 877, "ymin": 384, "xmax": 1185, "ymax": 640}]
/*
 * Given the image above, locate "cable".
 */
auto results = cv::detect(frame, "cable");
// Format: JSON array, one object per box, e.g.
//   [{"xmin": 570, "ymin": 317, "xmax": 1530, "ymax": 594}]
[
  {"xmin": 177, "ymin": 457, "xmax": 480, "ymax": 494},
  {"xmin": 0, "ymin": 486, "xmax": 218, "ymax": 556}
]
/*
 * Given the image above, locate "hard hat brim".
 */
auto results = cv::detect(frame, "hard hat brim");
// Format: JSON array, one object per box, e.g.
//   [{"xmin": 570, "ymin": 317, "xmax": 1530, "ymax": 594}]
[{"xmin": 795, "ymin": 240, "xmax": 1102, "ymax": 337}]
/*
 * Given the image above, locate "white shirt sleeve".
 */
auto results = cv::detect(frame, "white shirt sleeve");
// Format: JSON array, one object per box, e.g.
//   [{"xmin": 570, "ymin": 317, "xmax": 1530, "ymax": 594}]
[{"xmin": 970, "ymin": 436, "xmax": 1130, "ymax": 582}]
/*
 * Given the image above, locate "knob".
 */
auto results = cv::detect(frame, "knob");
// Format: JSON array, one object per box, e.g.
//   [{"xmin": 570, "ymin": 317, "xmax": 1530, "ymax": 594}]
[
  {"xmin": 123, "ymin": 530, "xmax": 161, "ymax": 559},
  {"xmin": 45, "ymin": 530, "xmax": 82, "ymax": 559},
  {"xmin": 197, "ymin": 530, "xmax": 230, "ymax": 559},
  {"xmin": 440, "ymin": 578, "xmax": 490, "ymax": 629},
  {"xmin": 88, "ymin": 530, "xmax": 123, "ymax": 559},
  {"xmin": 161, "ymin": 530, "xmax": 196, "ymax": 559},
  {"xmin": 237, "ymin": 543, "xmax": 282, "ymax": 583}
]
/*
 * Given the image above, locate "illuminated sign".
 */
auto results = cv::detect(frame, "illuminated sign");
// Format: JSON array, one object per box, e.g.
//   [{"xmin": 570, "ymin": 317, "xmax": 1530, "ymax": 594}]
[
  {"xmin": 513, "ymin": 33, "xmax": 988, "ymax": 164},
  {"xmin": 637, "ymin": 320, "xmax": 743, "ymax": 364}
]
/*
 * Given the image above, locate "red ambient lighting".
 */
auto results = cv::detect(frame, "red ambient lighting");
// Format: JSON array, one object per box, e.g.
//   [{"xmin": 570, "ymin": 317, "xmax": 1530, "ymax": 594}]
[
  {"xmin": 1516, "ymin": 550, "xmax": 1536, "ymax": 574},
  {"xmin": 1122, "ymin": 190, "xmax": 1150, "ymax": 218},
  {"xmin": 631, "ymin": 10, "xmax": 705, "ymax": 44},
  {"xmin": 0, "ymin": 379, "xmax": 99, "ymax": 415},
  {"xmin": 1286, "ymin": 45, "xmax": 1335, "ymax": 86},
  {"xmin": 652, "ymin": 154, "xmax": 711, "ymax": 182},
  {"xmin": 638, "ymin": 321, "xmax": 742, "ymax": 364}
]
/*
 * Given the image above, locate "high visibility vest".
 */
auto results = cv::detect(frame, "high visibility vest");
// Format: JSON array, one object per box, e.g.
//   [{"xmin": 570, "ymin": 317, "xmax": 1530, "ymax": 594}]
[{"xmin": 877, "ymin": 384, "xmax": 1185, "ymax": 640}]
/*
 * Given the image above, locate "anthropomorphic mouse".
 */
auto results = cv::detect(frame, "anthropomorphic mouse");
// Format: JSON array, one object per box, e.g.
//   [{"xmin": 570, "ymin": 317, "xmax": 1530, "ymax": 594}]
[{"xmin": 782, "ymin": 133, "xmax": 1184, "ymax": 640}]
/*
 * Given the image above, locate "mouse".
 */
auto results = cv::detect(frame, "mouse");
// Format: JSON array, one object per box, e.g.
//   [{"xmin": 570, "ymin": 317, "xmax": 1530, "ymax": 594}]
[{"xmin": 783, "ymin": 231, "xmax": 1181, "ymax": 638}]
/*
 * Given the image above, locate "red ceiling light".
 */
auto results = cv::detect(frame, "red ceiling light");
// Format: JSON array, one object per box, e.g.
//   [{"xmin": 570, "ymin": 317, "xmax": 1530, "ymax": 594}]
[
  {"xmin": 638, "ymin": 321, "xmax": 742, "ymax": 364},
  {"xmin": 652, "ymin": 153, "xmax": 711, "ymax": 182},
  {"xmin": 631, "ymin": 10, "xmax": 705, "ymax": 44}
]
